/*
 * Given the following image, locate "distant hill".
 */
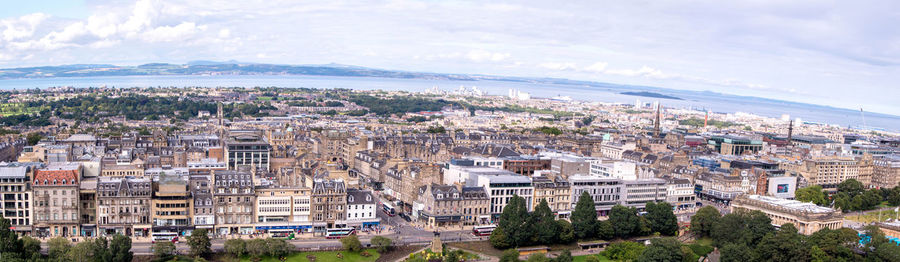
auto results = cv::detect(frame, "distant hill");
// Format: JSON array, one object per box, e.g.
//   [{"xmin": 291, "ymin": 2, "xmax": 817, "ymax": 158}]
[
  {"xmin": 620, "ymin": 91, "xmax": 683, "ymax": 100},
  {"xmin": 0, "ymin": 62, "xmax": 477, "ymax": 81}
]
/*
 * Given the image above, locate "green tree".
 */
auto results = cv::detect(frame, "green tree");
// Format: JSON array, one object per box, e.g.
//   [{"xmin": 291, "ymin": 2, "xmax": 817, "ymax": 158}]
[
  {"xmin": 497, "ymin": 194, "xmax": 531, "ymax": 247},
  {"xmin": 719, "ymin": 243, "xmax": 754, "ymax": 262},
  {"xmin": 837, "ymin": 179, "xmax": 865, "ymax": 197},
  {"xmin": 531, "ymin": 199, "xmax": 559, "ymax": 245},
  {"xmin": 873, "ymin": 242, "xmax": 900, "ymax": 262},
  {"xmin": 571, "ymin": 191, "xmax": 598, "ymax": 240},
  {"xmin": 596, "ymin": 220, "xmax": 614, "ymax": 240},
  {"xmin": 500, "ymin": 249, "xmax": 521, "ymax": 262},
  {"xmin": 0, "ymin": 215, "xmax": 23, "ymax": 260},
  {"xmin": 26, "ymin": 133, "xmax": 43, "ymax": 146},
  {"xmin": 609, "ymin": 205, "xmax": 641, "ymax": 239},
  {"xmin": 795, "ymin": 185, "xmax": 829, "ymax": 206},
  {"xmin": 153, "ymin": 241, "xmax": 176, "ymax": 261},
  {"xmin": 645, "ymin": 202, "xmax": 678, "ymax": 236},
  {"xmin": 48, "ymin": 237, "xmax": 72, "ymax": 258},
  {"xmin": 491, "ymin": 226, "xmax": 512, "ymax": 249},
  {"xmin": 636, "ymin": 238, "xmax": 683, "ymax": 262},
  {"xmin": 224, "ymin": 239, "xmax": 246, "ymax": 257},
  {"xmin": 526, "ymin": 253, "xmax": 549, "ymax": 262},
  {"xmin": 187, "ymin": 229, "xmax": 212, "ymax": 258},
  {"xmin": 265, "ymin": 238, "xmax": 294, "ymax": 258},
  {"xmin": 20, "ymin": 236, "xmax": 40, "ymax": 259},
  {"xmin": 67, "ymin": 241, "xmax": 96, "ymax": 262},
  {"xmin": 807, "ymin": 228, "xmax": 859, "ymax": 261},
  {"xmin": 604, "ymin": 241, "xmax": 646, "ymax": 261},
  {"xmin": 340, "ymin": 235, "xmax": 363, "ymax": 252},
  {"xmin": 371, "ymin": 236, "xmax": 393, "ymax": 253},
  {"xmin": 755, "ymin": 224, "xmax": 809, "ymax": 262},
  {"xmin": 809, "ymin": 246, "xmax": 829, "ymax": 262},
  {"xmin": 690, "ymin": 206, "xmax": 720, "ymax": 237},
  {"xmin": 246, "ymin": 239, "xmax": 268, "ymax": 258},
  {"xmin": 555, "ymin": 250, "xmax": 573, "ymax": 262},
  {"xmin": 557, "ymin": 220, "xmax": 576, "ymax": 243},
  {"xmin": 110, "ymin": 234, "xmax": 133, "ymax": 262},
  {"xmin": 92, "ymin": 237, "xmax": 111, "ymax": 262}
]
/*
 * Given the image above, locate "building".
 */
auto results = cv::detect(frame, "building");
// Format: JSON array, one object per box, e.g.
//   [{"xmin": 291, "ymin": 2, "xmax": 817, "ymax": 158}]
[
  {"xmin": 708, "ymin": 135, "xmax": 763, "ymax": 155},
  {"xmin": 469, "ymin": 173, "xmax": 534, "ymax": 216},
  {"xmin": 311, "ymin": 179, "xmax": 347, "ymax": 230},
  {"xmin": 254, "ymin": 186, "xmax": 313, "ymax": 234},
  {"xmin": 213, "ymin": 169, "xmax": 255, "ymax": 235},
  {"xmin": 345, "ymin": 189, "xmax": 379, "ymax": 229},
  {"xmin": 225, "ymin": 131, "xmax": 271, "ymax": 171},
  {"xmin": 152, "ymin": 172, "xmax": 193, "ymax": 236},
  {"xmin": 731, "ymin": 195, "xmax": 842, "ymax": 235},
  {"xmin": 622, "ymin": 178, "xmax": 667, "ymax": 210},
  {"xmin": 502, "ymin": 156, "xmax": 550, "ymax": 176},
  {"xmin": 97, "ymin": 176, "xmax": 152, "ymax": 237},
  {"xmin": 532, "ymin": 176, "xmax": 571, "ymax": 217},
  {"xmin": 873, "ymin": 155, "xmax": 900, "ymax": 189},
  {"xmin": 0, "ymin": 164, "xmax": 35, "ymax": 235},
  {"xmin": 189, "ymin": 173, "xmax": 215, "ymax": 229},
  {"xmin": 569, "ymin": 175, "xmax": 622, "ymax": 216},
  {"xmin": 384, "ymin": 161, "xmax": 441, "ymax": 209},
  {"xmin": 663, "ymin": 176, "xmax": 695, "ymax": 210},
  {"xmin": 786, "ymin": 157, "xmax": 863, "ymax": 191},
  {"xmin": 417, "ymin": 184, "xmax": 463, "ymax": 227},
  {"xmin": 33, "ymin": 163, "xmax": 81, "ymax": 237}
]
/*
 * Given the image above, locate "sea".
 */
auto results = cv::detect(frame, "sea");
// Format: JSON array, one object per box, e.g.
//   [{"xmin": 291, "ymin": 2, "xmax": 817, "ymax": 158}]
[{"xmin": 0, "ymin": 74, "xmax": 898, "ymax": 132}]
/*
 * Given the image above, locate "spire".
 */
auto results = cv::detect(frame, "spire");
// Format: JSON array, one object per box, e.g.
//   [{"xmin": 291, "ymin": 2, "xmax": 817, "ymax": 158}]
[
  {"xmin": 787, "ymin": 119, "xmax": 793, "ymax": 145},
  {"xmin": 654, "ymin": 103, "xmax": 661, "ymax": 137}
]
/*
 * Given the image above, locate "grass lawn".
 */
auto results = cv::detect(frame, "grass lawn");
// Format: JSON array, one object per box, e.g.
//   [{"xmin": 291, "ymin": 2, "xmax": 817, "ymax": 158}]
[
  {"xmin": 239, "ymin": 249, "xmax": 379, "ymax": 262},
  {"xmin": 447, "ymin": 241, "xmax": 505, "ymax": 258},
  {"xmin": 573, "ymin": 254, "xmax": 612, "ymax": 262},
  {"xmin": 689, "ymin": 237, "xmax": 713, "ymax": 246},
  {"xmin": 846, "ymin": 210, "xmax": 899, "ymax": 223}
]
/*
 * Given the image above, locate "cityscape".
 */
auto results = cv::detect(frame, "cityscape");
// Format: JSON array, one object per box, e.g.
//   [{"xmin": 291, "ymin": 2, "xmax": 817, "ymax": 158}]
[{"xmin": 0, "ymin": 1, "xmax": 899, "ymax": 262}]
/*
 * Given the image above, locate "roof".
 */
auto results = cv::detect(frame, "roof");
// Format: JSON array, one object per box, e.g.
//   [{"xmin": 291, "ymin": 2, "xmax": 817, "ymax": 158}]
[{"xmin": 347, "ymin": 189, "xmax": 375, "ymax": 205}]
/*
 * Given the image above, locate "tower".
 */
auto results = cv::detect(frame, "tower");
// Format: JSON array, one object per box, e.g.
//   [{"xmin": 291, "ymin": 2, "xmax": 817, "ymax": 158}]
[
  {"xmin": 654, "ymin": 103, "xmax": 661, "ymax": 137},
  {"xmin": 787, "ymin": 119, "xmax": 794, "ymax": 145},
  {"xmin": 217, "ymin": 102, "xmax": 224, "ymax": 126}
]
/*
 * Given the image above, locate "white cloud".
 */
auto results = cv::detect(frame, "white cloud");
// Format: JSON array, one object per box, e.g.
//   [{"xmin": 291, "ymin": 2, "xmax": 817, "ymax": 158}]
[
  {"xmin": 218, "ymin": 28, "xmax": 230, "ymax": 38},
  {"xmin": 1, "ymin": 13, "xmax": 49, "ymax": 42},
  {"xmin": 464, "ymin": 50, "xmax": 510, "ymax": 62},
  {"xmin": 583, "ymin": 62, "xmax": 608, "ymax": 73},
  {"xmin": 141, "ymin": 22, "xmax": 205, "ymax": 42},
  {"xmin": 539, "ymin": 62, "xmax": 578, "ymax": 71}
]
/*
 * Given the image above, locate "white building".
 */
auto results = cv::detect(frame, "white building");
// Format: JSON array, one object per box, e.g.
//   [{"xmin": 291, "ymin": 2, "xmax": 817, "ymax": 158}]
[
  {"xmin": 467, "ymin": 173, "xmax": 534, "ymax": 215},
  {"xmin": 344, "ymin": 189, "xmax": 379, "ymax": 229}
]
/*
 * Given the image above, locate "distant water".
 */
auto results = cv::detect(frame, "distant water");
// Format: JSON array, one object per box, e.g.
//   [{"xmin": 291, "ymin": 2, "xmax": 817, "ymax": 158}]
[{"xmin": 0, "ymin": 74, "xmax": 898, "ymax": 132}]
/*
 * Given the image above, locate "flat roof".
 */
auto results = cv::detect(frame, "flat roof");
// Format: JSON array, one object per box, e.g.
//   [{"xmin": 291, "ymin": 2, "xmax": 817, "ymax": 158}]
[{"xmin": 746, "ymin": 195, "xmax": 836, "ymax": 214}]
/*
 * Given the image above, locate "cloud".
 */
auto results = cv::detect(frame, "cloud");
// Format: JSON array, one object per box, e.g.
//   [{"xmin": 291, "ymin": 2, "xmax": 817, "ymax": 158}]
[
  {"xmin": 142, "ymin": 22, "xmax": 205, "ymax": 42},
  {"xmin": 464, "ymin": 50, "xmax": 509, "ymax": 62},
  {"xmin": 1, "ymin": 13, "xmax": 49, "ymax": 42},
  {"xmin": 539, "ymin": 62, "xmax": 578, "ymax": 71}
]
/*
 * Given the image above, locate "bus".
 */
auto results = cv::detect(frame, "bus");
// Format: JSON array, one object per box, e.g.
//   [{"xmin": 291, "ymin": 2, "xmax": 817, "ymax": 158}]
[
  {"xmin": 382, "ymin": 202, "xmax": 396, "ymax": 216},
  {"xmin": 325, "ymin": 228, "xmax": 356, "ymax": 239},
  {"xmin": 472, "ymin": 225, "xmax": 497, "ymax": 236},
  {"xmin": 151, "ymin": 232, "xmax": 179, "ymax": 244},
  {"xmin": 269, "ymin": 229, "xmax": 296, "ymax": 239}
]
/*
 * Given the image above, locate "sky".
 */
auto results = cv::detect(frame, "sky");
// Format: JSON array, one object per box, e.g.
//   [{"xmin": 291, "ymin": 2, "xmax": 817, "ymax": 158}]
[{"xmin": 0, "ymin": 0, "xmax": 898, "ymax": 116}]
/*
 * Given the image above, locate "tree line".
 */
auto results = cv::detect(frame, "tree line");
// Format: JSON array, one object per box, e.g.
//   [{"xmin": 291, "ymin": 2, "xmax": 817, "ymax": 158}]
[
  {"xmin": 796, "ymin": 179, "xmax": 900, "ymax": 212},
  {"xmin": 490, "ymin": 192, "xmax": 678, "ymax": 249},
  {"xmin": 690, "ymin": 205, "xmax": 900, "ymax": 261}
]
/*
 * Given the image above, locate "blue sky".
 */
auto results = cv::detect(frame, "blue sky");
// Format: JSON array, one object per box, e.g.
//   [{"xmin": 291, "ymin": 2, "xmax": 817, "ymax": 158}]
[{"xmin": 0, "ymin": 0, "xmax": 898, "ymax": 116}]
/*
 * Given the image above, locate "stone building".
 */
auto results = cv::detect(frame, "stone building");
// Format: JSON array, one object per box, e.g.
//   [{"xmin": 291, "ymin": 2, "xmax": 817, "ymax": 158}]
[
  {"xmin": 213, "ymin": 169, "xmax": 255, "ymax": 235},
  {"xmin": 97, "ymin": 176, "xmax": 152, "ymax": 237},
  {"xmin": 311, "ymin": 179, "xmax": 346, "ymax": 230},
  {"xmin": 33, "ymin": 163, "xmax": 81, "ymax": 237},
  {"xmin": 731, "ymin": 194, "xmax": 843, "ymax": 235}
]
